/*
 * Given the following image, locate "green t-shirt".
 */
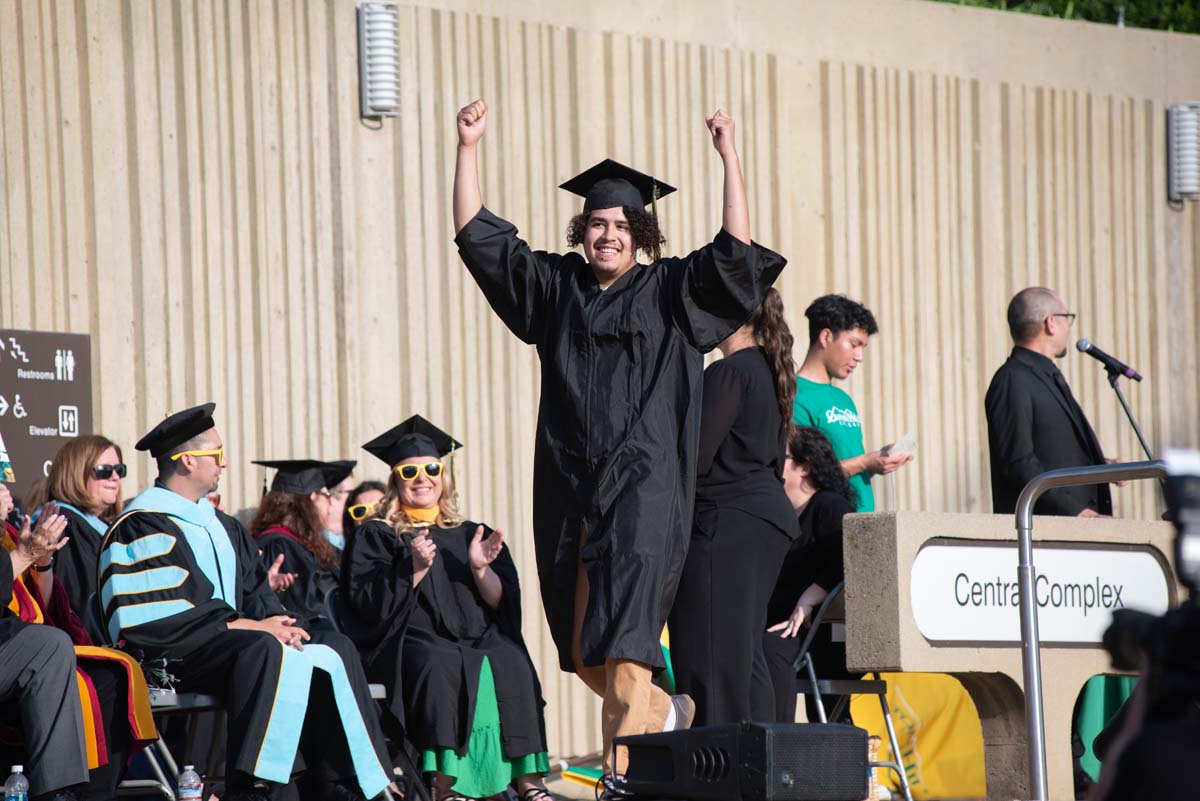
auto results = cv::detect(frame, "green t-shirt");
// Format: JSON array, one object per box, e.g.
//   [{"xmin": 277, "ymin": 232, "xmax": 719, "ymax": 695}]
[{"xmin": 793, "ymin": 377, "xmax": 874, "ymax": 512}]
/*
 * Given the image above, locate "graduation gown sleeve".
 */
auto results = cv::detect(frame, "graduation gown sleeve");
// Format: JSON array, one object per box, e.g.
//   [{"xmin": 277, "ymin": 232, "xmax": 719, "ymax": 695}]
[
  {"xmin": 98, "ymin": 511, "xmax": 238, "ymax": 654},
  {"xmin": 340, "ymin": 520, "xmax": 416, "ymax": 656},
  {"xmin": 454, "ymin": 207, "xmax": 561, "ymax": 345},
  {"xmin": 486, "ymin": 538, "xmax": 525, "ymax": 644},
  {"xmin": 52, "ymin": 510, "xmax": 105, "ymax": 622},
  {"xmin": 257, "ymin": 534, "xmax": 336, "ymax": 624},
  {"xmin": 666, "ymin": 228, "xmax": 788, "ymax": 352},
  {"xmin": 221, "ymin": 511, "xmax": 287, "ymax": 621}
]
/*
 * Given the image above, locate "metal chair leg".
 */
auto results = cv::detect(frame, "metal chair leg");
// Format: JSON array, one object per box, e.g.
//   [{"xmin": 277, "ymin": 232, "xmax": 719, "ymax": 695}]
[
  {"xmin": 141, "ymin": 745, "xmax": 177, "ymax": 801},
  {"xmin": 874, "ymin": 674, "xmax": 914, "ymax": 801},
  {"xmin": 803, "ymin": 654, "xmax": 828, "ymax": 724}
]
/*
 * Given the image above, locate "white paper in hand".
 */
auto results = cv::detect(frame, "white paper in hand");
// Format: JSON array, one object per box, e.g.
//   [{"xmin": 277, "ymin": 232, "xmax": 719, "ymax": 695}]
[{"xmin": 884, "ymin": 432, "xmax": 917, "ymax": 458}]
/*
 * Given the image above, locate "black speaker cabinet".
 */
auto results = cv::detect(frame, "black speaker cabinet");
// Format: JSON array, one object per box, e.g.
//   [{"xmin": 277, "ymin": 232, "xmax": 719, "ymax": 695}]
[{"xmin": 615, "ymin": 722, "xmax": 868, "ymax": 801}]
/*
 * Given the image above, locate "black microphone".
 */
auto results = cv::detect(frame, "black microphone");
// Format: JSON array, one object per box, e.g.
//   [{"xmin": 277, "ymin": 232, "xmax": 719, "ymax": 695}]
[{"xmin": 1076, "ymin": 338, "xmax": 1143, "ymax": 382}]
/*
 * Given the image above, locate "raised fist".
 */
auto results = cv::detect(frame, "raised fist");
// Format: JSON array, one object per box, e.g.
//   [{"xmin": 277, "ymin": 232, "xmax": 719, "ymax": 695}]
[
  {"xmin": 457, "ymin": 99, "xmax": 489, "ymax": 147},
  {"xmin": 705, "ymin": 109, "xmax": 736, "ymax": 157}
]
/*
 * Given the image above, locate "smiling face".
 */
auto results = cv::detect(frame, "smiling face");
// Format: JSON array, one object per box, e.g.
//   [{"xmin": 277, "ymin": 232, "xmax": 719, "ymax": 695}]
[
  {"xmin": 395, "ymin": 456, "xmax": 444, "ymax": 510},
  {"xmin": 819, "ymin": 327, "xmax": 871, "ymax": 380},
  {"xmin": 86, "ymin": 445, "xmax": 123, "ymax": 512},
  {"xmin": 582, "ymin": 207, "xmax": 637, "ymax": 284}
]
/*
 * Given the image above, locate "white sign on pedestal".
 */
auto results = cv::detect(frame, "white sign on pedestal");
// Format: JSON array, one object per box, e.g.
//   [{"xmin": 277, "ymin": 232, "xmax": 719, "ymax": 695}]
[{"xmin": 910, "ymin": 541, "xmax": 1171, "ymax": 645}]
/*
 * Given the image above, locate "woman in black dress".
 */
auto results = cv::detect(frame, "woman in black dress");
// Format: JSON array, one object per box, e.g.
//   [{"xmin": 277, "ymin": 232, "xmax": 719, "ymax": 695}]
[
  {"xmin": 763, "ymin": 426, "xmax": 857, "ymax": 723},
  {"xmin": 668, "ymin": 287, "xmax": 800, "ymax": 725},
  {"xmin": 250, "ymin": 460, "xmax": 343, "ymax": 626},
  {"xmin": 341, "ymin": 416, "xmax": 553, "ymax": 801}
]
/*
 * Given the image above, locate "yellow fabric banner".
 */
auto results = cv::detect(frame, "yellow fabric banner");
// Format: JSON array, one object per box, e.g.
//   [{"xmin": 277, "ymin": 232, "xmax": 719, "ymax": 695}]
[{"xmin": 850, "ymin": 673, "xmax": 986, "ymax": 799}]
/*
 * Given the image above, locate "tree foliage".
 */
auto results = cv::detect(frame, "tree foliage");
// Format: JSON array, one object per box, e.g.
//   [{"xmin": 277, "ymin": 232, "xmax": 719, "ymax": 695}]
[{"xmin": 929, "ymin": 0, "xmax": 1200, "ymax": 34}]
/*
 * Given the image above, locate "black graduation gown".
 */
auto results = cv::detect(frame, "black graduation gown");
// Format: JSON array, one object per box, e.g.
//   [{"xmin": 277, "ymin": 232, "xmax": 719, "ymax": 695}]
[
  {"xmin": 98, "ymin": 489, "xmax": 391, "ymax": 793},
  {"xmin": 255, "ymin": 530, "xmax": 339, "ymax": 625},
  {"xmin": 341, "ymin": 519, "xmax": 547, "ymax": 758},
  {"xmin": 456, "ymin": 207, "xmax": 787, "ymax": 671},
  {"xmin": 51, "ymin": 506, "xmax": 108, "ymax": 623}
]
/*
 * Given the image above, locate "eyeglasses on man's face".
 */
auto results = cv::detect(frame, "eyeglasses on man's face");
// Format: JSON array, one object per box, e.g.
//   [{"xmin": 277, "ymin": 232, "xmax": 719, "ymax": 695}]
[
  {"xmin": 1049, "ymin": 312, "xmax": 1076, "ymax": 327},
  {"xmin": 170, "ymin": 447, "xmax": 225, "ymax": 464}
]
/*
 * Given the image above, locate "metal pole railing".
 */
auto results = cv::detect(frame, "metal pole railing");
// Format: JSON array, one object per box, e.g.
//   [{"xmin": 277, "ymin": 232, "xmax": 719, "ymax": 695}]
[{"xmin": 1014, "ymin": 460, "xmax": 1167, "ymax": 801}]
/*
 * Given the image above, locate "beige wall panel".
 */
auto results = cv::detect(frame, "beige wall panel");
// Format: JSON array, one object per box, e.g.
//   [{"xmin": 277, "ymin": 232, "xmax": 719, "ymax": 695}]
[{"xmin": 2, "ymin": 0, "xmax": 1199, "ymax": 763}]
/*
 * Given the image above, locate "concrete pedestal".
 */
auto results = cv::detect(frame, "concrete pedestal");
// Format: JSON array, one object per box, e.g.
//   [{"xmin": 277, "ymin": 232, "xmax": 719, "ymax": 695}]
[{"xmin": 842, "ymin": 512, "xmax": 1177, "ymax": 801}]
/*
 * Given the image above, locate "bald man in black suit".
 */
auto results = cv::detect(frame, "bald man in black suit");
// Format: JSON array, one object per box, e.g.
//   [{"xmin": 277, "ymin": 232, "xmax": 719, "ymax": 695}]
[{"xmin": 985, "ymin": 287, "xmax": 1115, "ymax": 517}]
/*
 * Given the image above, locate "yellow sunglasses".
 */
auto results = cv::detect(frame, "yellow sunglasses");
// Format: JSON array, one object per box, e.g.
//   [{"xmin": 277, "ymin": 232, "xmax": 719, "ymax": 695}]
[
  {"xmin": 170, "ymin": 447, "xmax": 225, "ymax": 463},
  {"xmin": 393, "ymin": 462, "xmax": 444, "ymax": 481},
  {"xmin": 347, "ymin": 501, "xmax": 377, "ymax": 522}
]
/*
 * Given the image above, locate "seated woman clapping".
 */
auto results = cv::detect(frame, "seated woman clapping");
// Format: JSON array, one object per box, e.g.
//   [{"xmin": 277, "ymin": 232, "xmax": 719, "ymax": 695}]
[
  {"xmin": 249, "ymin": 460, "xmax": 349, "ymax": 626},
  {"xmin": 340, "ymin": 416, "xmax": 554, "ymax": 801}
]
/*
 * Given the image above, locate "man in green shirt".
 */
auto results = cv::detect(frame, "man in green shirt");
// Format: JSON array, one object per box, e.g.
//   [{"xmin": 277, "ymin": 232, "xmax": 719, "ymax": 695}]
[{"xmin": 793, "ymin": 295, "xmax": 910, "ymax": 512}]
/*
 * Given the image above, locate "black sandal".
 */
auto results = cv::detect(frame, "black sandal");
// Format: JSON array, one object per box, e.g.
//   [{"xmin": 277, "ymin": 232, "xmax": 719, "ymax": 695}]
[{"xmin": 520, "ymin": 787, "xmax": 562, "ymax": 801}]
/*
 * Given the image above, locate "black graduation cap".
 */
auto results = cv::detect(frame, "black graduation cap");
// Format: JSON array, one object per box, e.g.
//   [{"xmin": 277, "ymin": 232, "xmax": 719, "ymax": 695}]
[
  {"xmin": 362, "ymin": 415, "xmax": 461, "ymax": 468},
  {"xmin": 252, "ymin": 460, "xmax": 328, "ymax": 495},
  {"xmin": 559, "ymin": 159, "xmax": 676, "ymax": 212},
  {"xmin": 135, "ymin": 403, "xmax": 217, "ymax": 459},
  {"xmin": 321, "ymin": 460, "xmax": 357, "ymax": 489}
]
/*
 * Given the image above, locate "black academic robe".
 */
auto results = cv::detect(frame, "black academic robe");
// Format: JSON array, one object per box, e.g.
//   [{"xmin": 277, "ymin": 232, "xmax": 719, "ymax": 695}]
[
  {"xmin": 255, "ymin": 529, "xmax": 339, "ymax": 625},
  {"xmin": 341, "ymin": 519, "xmax": 547, "ymax": 758},
  {"xmin": 51, "ymin": 506, "xmax": 109, "ymax": 623},
  {"xmin": 456, "ymin": 207, "xmax": 787, "ymax": 671},
  {"xmin": 98, "ymin": 489, "xmax": 391, "ymax": 794}
]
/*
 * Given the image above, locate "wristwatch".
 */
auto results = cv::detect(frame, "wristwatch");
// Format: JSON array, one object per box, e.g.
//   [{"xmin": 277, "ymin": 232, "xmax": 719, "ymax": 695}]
[{"xmin": 32, "ymin": 558, "xmax": 53, "ymax": 572}]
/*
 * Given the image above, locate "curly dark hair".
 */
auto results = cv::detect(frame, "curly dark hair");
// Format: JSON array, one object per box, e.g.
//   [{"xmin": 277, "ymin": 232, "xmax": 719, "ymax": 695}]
[
  {"xmin": 249, "ymin": 489, "xmax": 338, "ymax": 569},
  {"xmin": 748, "ymin": 288, "xmax": 797, "ymax": 441},
  {"xmin": 342, "ymin": 480, "xmax": 387, "ymax": 534},
  {"xmin": 804, "ymin": 294, "xmax": 879, "ymax": 345},
  {"xmin": 787, "ymin": 427, "xmax": 857, "ymax": 507},
  {"xmin": 565, "ymin": 207, "xmax": 666, "ymax": 259}
]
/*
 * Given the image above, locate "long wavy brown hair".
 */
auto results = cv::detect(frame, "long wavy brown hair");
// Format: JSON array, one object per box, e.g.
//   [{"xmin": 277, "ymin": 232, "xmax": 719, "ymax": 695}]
[
  {"xmin": 249, "ymin": 490, "xmax": 338, "ymax": 569},
  {"xmin": 750, "ymin": 288, "xmax": 797, "ymax": 440},
  {"xmin": 26, "ymin": 435, "xmax": 124, "ymax": 522},
  {"xmin": 371, "ymin": 461, "xmax": 464, "ymax": 537}
]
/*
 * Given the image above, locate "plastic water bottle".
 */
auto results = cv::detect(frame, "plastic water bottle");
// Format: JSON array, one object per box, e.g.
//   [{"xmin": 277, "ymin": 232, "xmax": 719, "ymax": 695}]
[
  {"xmin": 177, "ymin": 765, "xmax": 203, "ymax": 801},
  {"xmin": 3, "ymin": 766, "xmax": 29, "ymax": 801}
]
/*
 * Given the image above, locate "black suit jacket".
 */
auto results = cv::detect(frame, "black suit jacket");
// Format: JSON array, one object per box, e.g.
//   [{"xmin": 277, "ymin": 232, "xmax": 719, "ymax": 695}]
[{"xmin": 985, "ymin": 347, "xmax": 1112, "ymax": 516}]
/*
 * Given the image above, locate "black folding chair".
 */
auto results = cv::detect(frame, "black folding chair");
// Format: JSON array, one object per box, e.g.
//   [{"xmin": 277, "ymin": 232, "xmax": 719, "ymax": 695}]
[
  {"xmin": 83, "ymin": 593, "xmax": 224, "ymax": 798},
  {"xmin": 792, "ymin": 581, "xmax": 914, "ymax": 801}
]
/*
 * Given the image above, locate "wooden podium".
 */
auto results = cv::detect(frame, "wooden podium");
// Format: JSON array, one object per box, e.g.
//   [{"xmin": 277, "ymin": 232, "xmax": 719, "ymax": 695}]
[{"xmin": 842, "ymin": 512, "xmax": 1177, "ymax": 801}]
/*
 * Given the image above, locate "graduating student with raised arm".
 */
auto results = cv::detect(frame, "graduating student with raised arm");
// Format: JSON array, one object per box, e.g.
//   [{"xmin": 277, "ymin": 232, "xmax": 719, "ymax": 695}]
[{"xmin": 452, "ymin": 98, "xmax": 787, "ymax": 786}]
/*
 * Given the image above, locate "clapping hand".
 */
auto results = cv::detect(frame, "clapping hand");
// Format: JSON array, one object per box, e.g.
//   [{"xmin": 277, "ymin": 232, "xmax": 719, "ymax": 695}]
[
  {"xmin": 468, "ymin": 525, "xmax": 504, "ymax": 572},
  {"xmin": 266, "ymin": 553, "xmax": 298, "ymax": 593},
  {"xmin": 411, "ymin": 532, "xmax": 438, "ymax": 572},
  {"xmin": 19, "ymin": 502, "xmax": 70, "ymax": 566}
]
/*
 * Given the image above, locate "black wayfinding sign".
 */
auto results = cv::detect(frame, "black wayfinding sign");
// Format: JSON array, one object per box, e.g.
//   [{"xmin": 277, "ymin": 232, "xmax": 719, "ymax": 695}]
[{"xmin": 0, "ymin": 329, "xmax": 93, "ymax": 504}]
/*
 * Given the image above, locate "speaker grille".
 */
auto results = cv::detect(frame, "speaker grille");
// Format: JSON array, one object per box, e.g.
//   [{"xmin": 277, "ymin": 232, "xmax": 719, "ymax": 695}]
[{"xmin": 768, "ymin": 724, "xmax": 868, "ymax": 801}]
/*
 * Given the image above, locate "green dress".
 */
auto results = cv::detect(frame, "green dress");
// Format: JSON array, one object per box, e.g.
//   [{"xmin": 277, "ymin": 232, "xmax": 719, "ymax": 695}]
[{"xmin": 422, "ymin": 656, "xmax": 550, "ymax": 797}]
